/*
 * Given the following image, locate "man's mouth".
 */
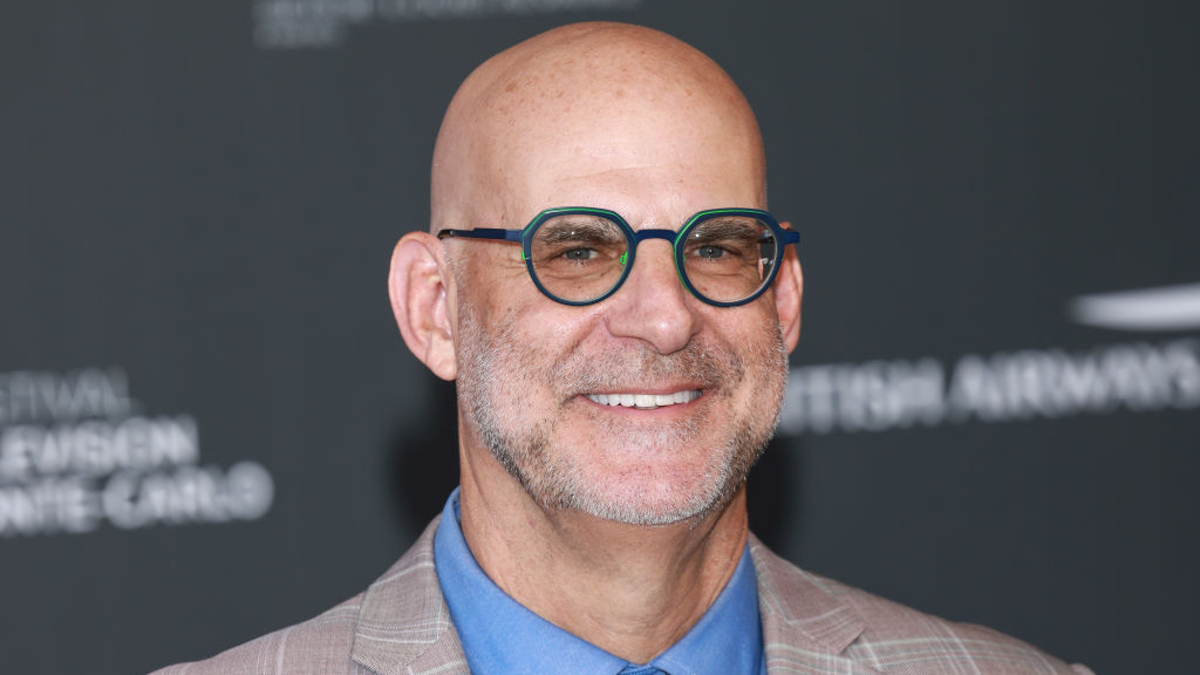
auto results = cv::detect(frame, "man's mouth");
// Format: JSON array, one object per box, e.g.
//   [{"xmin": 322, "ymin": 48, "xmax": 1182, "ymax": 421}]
[{"xmin": 584, "ymin": 390, "xmax": 702, "ymax": 410}]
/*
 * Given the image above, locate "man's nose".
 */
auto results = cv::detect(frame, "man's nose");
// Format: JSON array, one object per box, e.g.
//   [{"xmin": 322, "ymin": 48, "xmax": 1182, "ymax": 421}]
[{"xmin": 602, "ymin": 240, "xmax": 702, "ymax": 354}]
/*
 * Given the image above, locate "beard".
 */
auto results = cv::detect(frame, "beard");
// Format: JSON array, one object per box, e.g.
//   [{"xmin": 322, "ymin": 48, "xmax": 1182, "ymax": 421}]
[{"xmin": 455, "ymin": 298, "xmax": 789, "ymax": 526}]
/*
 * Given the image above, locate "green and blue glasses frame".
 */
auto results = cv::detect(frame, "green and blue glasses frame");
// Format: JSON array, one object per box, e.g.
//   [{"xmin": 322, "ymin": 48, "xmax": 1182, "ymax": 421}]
[{"xmin": 436, "ymin": 207, "xmax": 800, "ymax": 308}]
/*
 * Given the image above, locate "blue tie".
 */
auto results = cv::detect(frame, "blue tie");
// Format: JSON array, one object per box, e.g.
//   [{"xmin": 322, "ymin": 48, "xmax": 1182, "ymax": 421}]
[{"xmin": 618, "ymin": 666, "xmax": 667, "ymax": 675}]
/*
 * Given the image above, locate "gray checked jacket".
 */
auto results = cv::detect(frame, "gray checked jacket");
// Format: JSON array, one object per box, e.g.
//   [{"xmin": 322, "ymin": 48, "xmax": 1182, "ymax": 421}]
[{"xmin": 151, "ymin": 518, "xmax": 1093, "ymax": 675}]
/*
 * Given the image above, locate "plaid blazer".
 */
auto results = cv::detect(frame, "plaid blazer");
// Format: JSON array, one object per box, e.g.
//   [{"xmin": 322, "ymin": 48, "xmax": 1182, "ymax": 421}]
[{"xmin": 151, "ymin": 518, "xmax": 1092, "ymax": 675}]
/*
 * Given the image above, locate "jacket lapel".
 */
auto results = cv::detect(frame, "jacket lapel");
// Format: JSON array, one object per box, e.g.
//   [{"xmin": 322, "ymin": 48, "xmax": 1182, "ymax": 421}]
[
  {"xmin": 351, "ymin": 517, "xmax": 471, "ymax": 675},
  {"xmin": 751, "ymin": 536, "xmax": 883, "ymax": 675},
  {"xmin": 349, "ymin": 522, "xmax": 881, "ymax": 675}
]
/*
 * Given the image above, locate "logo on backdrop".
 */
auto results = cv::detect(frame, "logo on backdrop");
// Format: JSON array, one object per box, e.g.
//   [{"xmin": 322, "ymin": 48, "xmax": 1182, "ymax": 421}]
[
  {"xmin": 0, "ymin": 368, "xmax": 274, "ymax": 537},
  {"xmin": 253, "ymin": 0, "xmax": 644, "ymax": 50},
  {"xmin": 1068, "ymin": 282, "xmax": 1200, "ymax": 332},
  {"xmin": 780, "ymin": 284, "xmax": 1200, "ymax": 435}
]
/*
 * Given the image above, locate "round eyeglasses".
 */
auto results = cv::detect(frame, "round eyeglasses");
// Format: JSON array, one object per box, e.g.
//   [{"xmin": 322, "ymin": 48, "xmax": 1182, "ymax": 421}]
[{"xmin": 437, "ymin": 207, "xmax": 800, "ymax": 307}]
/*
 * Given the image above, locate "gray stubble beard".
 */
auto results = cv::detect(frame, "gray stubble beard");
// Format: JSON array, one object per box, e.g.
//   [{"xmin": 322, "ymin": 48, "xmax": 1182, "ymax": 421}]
[{"xmin": 455, "ymin": 298, "xmax": 788, "ymax": 527}]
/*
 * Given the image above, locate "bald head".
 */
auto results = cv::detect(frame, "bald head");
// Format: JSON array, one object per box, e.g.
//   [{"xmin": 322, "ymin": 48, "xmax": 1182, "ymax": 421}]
[{"xmin": 430, "ymin": 22, "xmax": 766, "ymax": 232}]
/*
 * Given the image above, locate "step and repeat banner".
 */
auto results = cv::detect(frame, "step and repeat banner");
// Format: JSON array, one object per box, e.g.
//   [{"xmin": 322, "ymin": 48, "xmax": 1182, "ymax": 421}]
[{"xmin": 2, "ymin": 2, "xmax": 1196, "ymax": 673}]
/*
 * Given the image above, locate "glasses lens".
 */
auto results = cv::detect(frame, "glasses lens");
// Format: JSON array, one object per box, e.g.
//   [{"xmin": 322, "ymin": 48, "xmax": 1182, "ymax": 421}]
[
  {"xmin": 680, "ymin": 215, "xmax": 777, "ymax": 304},
  {"xmin": 529, "ymin": 213, "xmax": 630, "ymax": 303}
]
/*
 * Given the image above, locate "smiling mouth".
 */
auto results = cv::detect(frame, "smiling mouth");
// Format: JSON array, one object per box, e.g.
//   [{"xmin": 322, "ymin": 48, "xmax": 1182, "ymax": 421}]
[{"xmin": 584, "ymin": 390, "xmax": 702, "ymax": 410}]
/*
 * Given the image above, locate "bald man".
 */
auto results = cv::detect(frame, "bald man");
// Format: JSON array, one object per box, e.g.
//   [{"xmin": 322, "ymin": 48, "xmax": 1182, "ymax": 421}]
[{"xmin": 151, "ymin": 23, "xmax": 1091, "ymax": 675}]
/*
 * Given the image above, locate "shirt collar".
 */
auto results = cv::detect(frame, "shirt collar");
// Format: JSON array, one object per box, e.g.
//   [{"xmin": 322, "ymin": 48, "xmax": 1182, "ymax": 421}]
[{"xmin": 434, "ymin": 488, "xmax": 764, "ymax": 675}]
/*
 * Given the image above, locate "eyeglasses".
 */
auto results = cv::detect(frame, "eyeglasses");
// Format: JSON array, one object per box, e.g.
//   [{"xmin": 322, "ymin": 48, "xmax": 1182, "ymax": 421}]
[{"xmin": 437, "ymin": 207, "xmax": 799, "ymax": 307}]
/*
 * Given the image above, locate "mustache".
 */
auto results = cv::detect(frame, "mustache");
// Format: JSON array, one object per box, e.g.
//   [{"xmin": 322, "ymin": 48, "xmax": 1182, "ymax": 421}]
[{"xmin": 550, "ymin": 338, "xmax": 746, "ymax": 395}]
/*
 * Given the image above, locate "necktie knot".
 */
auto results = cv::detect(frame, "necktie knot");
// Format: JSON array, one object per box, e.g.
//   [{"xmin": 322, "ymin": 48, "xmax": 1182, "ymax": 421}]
[{"xmin": 617, "ymin": 666, "xmax": 667, "ymax": 675}]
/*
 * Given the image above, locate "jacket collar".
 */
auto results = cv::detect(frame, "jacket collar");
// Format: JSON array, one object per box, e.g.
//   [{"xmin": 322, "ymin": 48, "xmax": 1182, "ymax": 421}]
[
  {"xmin": 750, "ymin": 535, "xmax": 882, "ymax": 675},
  {"xmin": 350, "ymin": 519, "xmax": 879, "ymax": 675},
  {"xmin": 351, "ymin": 517, "xmax": 469, "ymax": 675}
]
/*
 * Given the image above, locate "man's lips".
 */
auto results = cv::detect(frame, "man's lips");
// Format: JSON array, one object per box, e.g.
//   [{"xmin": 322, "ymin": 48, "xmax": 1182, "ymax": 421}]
[{"xmin": 583, "ymin": 390, "xmax": 702, "ymax": 410}]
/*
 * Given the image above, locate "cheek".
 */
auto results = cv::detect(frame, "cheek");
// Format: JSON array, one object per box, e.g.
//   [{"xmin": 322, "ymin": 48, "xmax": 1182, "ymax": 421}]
[
  {"xmin": 709, "ymin": 300, "xmax": 779, "ymax": 350},
  {"xmin": 453, "ymin": 245, "xmax": 530, "ymax": 303},
  {"xmin": 495, "ymin": 292, "xmax": 603, "ymax": 370},
  {"xmin": 728, "ymin": 309, "xmax": 788, "ymax": 395}
]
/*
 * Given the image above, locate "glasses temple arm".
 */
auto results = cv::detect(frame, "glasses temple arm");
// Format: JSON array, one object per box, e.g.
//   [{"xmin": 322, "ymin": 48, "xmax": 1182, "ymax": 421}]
[{"xmin": 436, "ymin": 228, "xmax": 524, "ymax": 242}]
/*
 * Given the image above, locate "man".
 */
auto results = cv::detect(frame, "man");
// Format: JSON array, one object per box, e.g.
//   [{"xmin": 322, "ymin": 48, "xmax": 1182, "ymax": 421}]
[{"xmin": 153, "ymin": 22, "xmax": 1091, "ymax": 675}]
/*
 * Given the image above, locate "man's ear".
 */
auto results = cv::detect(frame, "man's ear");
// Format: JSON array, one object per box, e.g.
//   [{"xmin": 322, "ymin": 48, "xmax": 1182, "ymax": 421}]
[
  {"xmin": 774, "ymin": 224, "xmax": 803, "ymax": 353},
  {"xmin": 388, "ymin": 232, "xmax": 458, "ymax": 380}
]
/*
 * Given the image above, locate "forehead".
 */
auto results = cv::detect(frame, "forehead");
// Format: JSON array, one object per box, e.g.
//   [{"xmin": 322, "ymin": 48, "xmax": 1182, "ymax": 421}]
[{"xmin": 460, "ymin": 48, "xmax": 766, "ymax": 225}]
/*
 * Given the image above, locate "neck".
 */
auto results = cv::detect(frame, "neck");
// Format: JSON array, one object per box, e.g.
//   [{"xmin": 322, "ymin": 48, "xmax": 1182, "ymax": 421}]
[{"xmin": 458, "ymin": 449, "xmax": 749, "ymax": 664}]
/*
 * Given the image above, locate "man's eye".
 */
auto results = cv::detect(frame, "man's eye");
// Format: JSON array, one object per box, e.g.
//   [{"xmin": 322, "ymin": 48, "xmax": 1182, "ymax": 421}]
[
  {"xmin": 562, "ymin": 247, "xmax": 598, "ymax": 261},
  {"xmin": 696, "ymin": 245, "xmax": 727, "ymax": 259}
]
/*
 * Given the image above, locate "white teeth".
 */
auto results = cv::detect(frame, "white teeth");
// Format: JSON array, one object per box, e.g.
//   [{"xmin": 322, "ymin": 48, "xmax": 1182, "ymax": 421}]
[{"xmin": 585, "ymin": 390, "xmax": 701, "ymax": 410}]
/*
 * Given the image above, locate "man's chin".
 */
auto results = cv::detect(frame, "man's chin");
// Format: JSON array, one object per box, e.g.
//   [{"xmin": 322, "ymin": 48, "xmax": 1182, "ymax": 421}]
[{"xmin": 547, "ymin": 474, "xmax": 737, "ymax": 528}]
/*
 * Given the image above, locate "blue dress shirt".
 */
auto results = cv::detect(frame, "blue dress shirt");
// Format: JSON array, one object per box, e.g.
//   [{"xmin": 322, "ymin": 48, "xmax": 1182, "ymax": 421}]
[{"xmin": 434, "ymin": 488, "xmax": 766, "ymax": 675}]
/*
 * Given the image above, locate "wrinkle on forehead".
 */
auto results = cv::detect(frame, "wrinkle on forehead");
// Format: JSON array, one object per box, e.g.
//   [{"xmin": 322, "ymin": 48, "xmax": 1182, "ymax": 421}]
[{"xmin": 430, "ymin": 22, "xmax": 765, "ymax": 231}]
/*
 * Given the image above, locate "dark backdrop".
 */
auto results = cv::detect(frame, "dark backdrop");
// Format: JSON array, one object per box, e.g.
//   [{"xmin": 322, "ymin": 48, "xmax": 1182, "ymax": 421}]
[{"xmin": 2, "ymin": 2, "xmax": 1197, "ymax": 673}]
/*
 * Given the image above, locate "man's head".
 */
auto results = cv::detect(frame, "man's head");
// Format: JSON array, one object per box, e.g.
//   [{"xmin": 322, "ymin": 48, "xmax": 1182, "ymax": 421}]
[{"xmin": 390, "ymin": 22, "xmax": 803, "ymax": 526}]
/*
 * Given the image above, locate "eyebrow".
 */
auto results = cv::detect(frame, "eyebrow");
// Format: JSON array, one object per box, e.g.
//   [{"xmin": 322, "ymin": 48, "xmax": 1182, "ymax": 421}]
[
  {"xmin": 686, "ymin": 217, "xmax": 761, "ymax": 238},
  {"xmin": 537, "ymin": 220, "xmax": 624, "ymax": 244}
]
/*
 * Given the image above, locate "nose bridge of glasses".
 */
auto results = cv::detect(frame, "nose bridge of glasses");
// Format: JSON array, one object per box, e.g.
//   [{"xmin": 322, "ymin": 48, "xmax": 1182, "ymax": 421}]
[
  {"xmin": 616, "ymin": 228, "xmax": 687, "ymax": 303},
  {"xmin": 628, "ymin": 228, "xmax": 684, "ymax": 274},
  {"xmin": 633, "ymin": 228, "xmax": 681, "ymax": 241},
  {"xmin": 630, "ymin": 228, "xmax": 680, "ymax": 244}
]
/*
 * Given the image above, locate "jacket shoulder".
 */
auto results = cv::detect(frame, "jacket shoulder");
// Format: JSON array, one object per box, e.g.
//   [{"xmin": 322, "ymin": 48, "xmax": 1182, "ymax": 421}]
[
  {"xmin": 147, "ymin": 519, "xmax": 451, "ymax": 675},
  {"xmin": 749, "ymin": 539, "xmax": 1093, "ymax": 675},
  {"xmin": 832, "ymin": 580, "xmax": 1094, "ymax": 675},
  {"xmin": 147, "ymin": 595, "xmax": 369, "ymax": 675}
]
